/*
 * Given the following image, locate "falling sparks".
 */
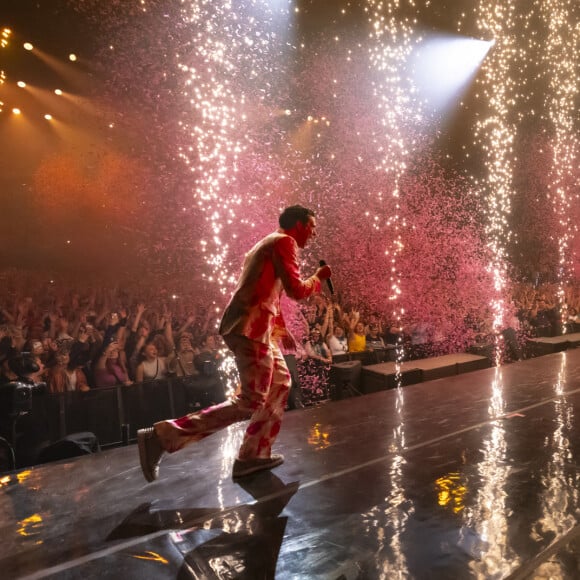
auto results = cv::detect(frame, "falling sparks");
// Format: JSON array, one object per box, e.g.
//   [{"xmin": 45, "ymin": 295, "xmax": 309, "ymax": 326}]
[
  {"xmin": 540, "ymin": 0, "xmax": 579, "ymax": 333},
  {"xmin": 470, "ymin": 0, "xmax": 580, "ymax": 351},
  {"xmin": 473, "ymin": 0, "xmax": 520, "ymax": 362},
  {"xmin": 4, "ymin": 0, "xmax": 580, "ymax": 369},
  {"xmin": 366, "ymin": 0, "xmax": 418, "ymax": 368},
  {"xmin": 175, "ymin": 0, "xmax": 293, "ymax": 298}
]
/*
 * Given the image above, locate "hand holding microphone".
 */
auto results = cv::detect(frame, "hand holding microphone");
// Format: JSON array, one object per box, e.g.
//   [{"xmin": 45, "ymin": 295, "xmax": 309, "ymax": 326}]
[{"xmin": 317, "ymin": 260, "xmax": 334, "ymax": 295}]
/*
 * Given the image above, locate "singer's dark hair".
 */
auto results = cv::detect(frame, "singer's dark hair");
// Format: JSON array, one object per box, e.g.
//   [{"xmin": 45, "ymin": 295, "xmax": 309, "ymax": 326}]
[{"xmin": 279, "ymin": 205, "xmax": 315, "ymax": 230}]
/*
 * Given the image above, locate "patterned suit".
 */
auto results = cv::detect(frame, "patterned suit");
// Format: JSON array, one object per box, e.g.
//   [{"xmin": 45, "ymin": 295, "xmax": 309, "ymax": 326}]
[{"xmin": 155, "ymin": 230, "xmax": 321, "ymax": 459}]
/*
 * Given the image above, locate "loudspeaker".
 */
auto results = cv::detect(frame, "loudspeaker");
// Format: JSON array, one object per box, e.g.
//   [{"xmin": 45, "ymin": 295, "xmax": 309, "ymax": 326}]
[
  {"xmin": 36, "ymin": 431, "xmax": 100, "ymax": 465},
  {"xmin": 329, "ymin": 360, "xmax": 362, "ymax": 400}
]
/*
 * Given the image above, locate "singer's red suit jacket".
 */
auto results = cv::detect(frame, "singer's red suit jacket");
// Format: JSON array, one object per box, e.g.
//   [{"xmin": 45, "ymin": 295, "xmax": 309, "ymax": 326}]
[{"xmin": 219, "ymin": 231, "xmax": 321, "ymax": 346}]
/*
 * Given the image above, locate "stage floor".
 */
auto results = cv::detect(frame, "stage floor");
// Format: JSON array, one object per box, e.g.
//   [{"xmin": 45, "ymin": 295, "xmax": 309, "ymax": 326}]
[{"xmin": 4, "ymin": 350, "xmax": 580, "ymax": 579}]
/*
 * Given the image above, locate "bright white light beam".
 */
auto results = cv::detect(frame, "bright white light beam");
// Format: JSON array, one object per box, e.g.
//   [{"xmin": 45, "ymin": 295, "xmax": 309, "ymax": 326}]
[{"xmin": 410, "ymin": 35, "xmax": 495, "ymax": 113}]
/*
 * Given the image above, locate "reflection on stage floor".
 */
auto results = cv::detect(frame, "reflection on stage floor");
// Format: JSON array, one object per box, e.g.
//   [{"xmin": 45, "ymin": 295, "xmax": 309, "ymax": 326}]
[{"xmin": 4, "ymin": 349, "xmax": 580, "ymax": 578}]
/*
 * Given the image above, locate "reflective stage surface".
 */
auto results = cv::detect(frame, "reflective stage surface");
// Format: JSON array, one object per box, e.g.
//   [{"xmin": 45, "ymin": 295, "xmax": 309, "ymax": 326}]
[{"xmin": 4, "ymin": 350, "xmax": 580, "ymax": 579}]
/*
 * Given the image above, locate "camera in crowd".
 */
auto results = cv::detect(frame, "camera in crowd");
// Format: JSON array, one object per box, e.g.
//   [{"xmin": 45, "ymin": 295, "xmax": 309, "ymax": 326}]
[{"xmin": 0, "ymin": 353, "xmax": 46, "ymax": 418}]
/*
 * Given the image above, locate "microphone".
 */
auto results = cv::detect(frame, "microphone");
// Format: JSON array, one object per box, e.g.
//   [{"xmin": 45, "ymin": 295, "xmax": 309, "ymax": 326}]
[{"xmin": 319, "ymin": 260, "xmax": 334, "ymax": 295}]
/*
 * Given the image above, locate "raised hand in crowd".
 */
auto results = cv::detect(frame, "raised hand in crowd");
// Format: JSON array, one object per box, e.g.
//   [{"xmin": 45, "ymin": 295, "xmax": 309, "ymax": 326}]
[
  {"xmin": 131, "ymin": 302, "xmax": 147, "ymax": 333},
  {"xmin": 95, "ymin": 339, "xmax": 132, "ymax": 387}
]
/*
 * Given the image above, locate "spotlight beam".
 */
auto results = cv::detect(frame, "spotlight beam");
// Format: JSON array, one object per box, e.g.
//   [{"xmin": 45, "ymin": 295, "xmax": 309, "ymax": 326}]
[{"xmin": 410, "ymin": 34, "xmax": 494, "ymax": 114}]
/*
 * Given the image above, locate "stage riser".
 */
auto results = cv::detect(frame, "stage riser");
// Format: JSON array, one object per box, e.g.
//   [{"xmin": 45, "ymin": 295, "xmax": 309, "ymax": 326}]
[
  {"xmin": 360, "ymin": 356, "xmax": 491, "ymax": 394},
  {"xmin": 526, "ymin": 332, "xmax": 580, "ymax": 358},
  {"xmin": 527, "ymin": 342, "xmax": 569, "ymax": 357},
  {"xmin": 361, "ymin": 368, "xmax": 422, "ymax": 393}
]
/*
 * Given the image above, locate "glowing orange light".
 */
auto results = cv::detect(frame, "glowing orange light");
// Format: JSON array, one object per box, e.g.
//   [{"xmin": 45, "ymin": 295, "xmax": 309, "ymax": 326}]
[
  {"xmin": 1, "ymin": 28, "xmax": 11, "ymax": 48},
  {"xmin": 17, "ymin": 514, "xmax": 43, "ymax": 537},
  {"xmin": 132, "ymin": 551, "xmax": 169, "ymax": 564},
  {"xmin": 16, "ymin": 470, "xmax": 32, "ymax": 483},
  {"xmin": 12, "ymin": 108, "xmax": 21, "ymax": 115},
  {"xmin": 44, "ymin": 114, "xmax": 53, "ymax": 120}
]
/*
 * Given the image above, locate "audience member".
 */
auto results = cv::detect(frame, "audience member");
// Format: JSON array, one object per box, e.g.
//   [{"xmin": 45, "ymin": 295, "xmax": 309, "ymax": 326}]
[
  {"xmin": 46, "ymin": 350, "xmax": 90, "ymax": 394},
  {"xmin": 194, "ymin": 334, "xmax": 222, "ymax": 377},
  {"xmin": 326, "ymin": 324, "xmax": 349, "ymax": 356},
  {"xmin": 366, "ymin": 323, "xmax": 385, "ymax": 351},
  {"xmin": 305, "ymin": 328, "xmax": 332, "ymax": 365},
  {"xmin": 325, "ymin": 303, "xmax": 349, "ymax": 356},
  {"xmin": 348, "ymin": 319, "xmax": 366, "ymax": 353},
  {"xmin": 135, "ymin": 343, "xmax": 168, "ymax": 383},
  {"xmin": 94, "ymin": 340, "xmax": 133, "ymax": 387},
  {"xmin": 167, "ymin": 332, "xmax": 199, "ymax": 377},
  {"xmin": 529, "ymin": 297, "xmax": 558, "ymax": 337}
]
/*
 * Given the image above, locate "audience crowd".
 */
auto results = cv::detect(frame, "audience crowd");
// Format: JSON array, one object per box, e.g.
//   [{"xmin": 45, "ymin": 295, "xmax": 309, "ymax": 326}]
[{"xmin": 1, "ymin": 279, "xmax": 580, "ymax": 404}]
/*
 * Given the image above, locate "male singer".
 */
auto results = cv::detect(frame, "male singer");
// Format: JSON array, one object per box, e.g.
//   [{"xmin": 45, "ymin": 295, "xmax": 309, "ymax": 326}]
[{"xmin": 138, "ymin": 205, "xmax": 332, "ymax": 481}]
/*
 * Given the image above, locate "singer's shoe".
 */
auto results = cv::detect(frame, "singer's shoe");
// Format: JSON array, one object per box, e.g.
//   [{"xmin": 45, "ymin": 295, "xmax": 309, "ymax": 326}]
[
  {"xmin": 137, "ymin": 427, "xmax": 164, "ymax": 483},
  {"xmin": 232, "ymin": 454, "xmax": 284, "ymax": 479}
]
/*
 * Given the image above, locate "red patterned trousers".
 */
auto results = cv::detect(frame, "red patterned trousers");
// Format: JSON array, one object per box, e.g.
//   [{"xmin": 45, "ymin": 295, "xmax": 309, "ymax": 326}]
[{"xmin": 154, "ymin": 334, "xmax": 291, "ymax": 460}]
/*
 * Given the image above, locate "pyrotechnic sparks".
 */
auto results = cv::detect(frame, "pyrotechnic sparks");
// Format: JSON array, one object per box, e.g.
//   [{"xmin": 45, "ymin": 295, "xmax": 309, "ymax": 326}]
[
  {"xmin": 6, "ymin": 0, "xmax": 575, "ymax": 371},
  {"xmin": 175, "ymin": 0, "xmax": 294, "ymax": 299},
  {"xmin": 540, "ymin": 0, "xmax": 579, "ymax": 333},
  {"xmin": 473, "ymin": 0, "xmax": 521, "ymax": 362},
  {"xmin": 470, "ymin": 0, "xmax": 579, "ymax": 350},
  {"xmin": 366, "ymin": 0, "xmax": 418, "ymax": 368}
]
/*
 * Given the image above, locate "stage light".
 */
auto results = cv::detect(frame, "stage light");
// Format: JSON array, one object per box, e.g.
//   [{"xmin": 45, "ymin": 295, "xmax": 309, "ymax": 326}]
[
  {"xmin": 1, "ymin": 28, "xmax": 11, "ymax": 48},
  {"xmin": 23, "ymin": 42, "xmax": 33, "ymax": 51},
  {"xmin": 410, "ymin": 35, "xmax": 494, "ymax": 113},
  {"xmin": 54, "ymin": 89, "xmax": 63, "ymax": 95},
  {"xmin": 17, "ymin": 81, "xmax": 26, "ymax": 88},
  {"xmin": 69, "ymin": 54, "xmax": 77, "ymax": 62},
  {"xmin": 12, "ymin": 108, "xmax": 21, "ymax": 115},
  {"xmin": 44, "ymin": 114, "xmax": 53, "ymax": 120}
]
